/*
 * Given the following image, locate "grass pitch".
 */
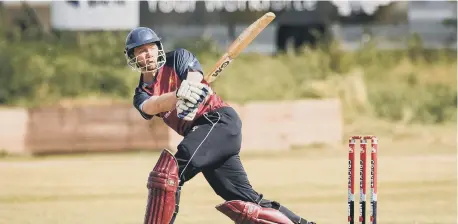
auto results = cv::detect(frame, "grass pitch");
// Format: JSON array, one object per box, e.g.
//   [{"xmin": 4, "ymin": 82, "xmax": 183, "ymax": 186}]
[{"xmin": 0, "ymin": 121, "xmax": 456, "ymax": 224}]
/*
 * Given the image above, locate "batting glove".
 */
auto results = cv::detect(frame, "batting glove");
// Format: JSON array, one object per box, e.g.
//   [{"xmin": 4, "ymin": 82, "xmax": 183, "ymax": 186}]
[
  {"xmin": 176, "ymin": 98, "xmax": 199, "ymax": 121},
  {"xmin": 176, "ymin": 80, "xmax": 213, "ymax": 105}
]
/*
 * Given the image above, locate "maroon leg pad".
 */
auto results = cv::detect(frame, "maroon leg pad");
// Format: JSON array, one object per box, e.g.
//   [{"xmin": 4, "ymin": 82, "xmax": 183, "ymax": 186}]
[
  {"xmin": 216, "ymin": 200, "xmax": 294, "ymax": 224},
  {"xmin": 144, "ymin": 149, "xmax": 179, "ymax": 224}
]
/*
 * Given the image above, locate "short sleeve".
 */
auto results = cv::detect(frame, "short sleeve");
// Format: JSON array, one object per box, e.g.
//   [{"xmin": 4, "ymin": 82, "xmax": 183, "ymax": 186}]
[
  {"xmin": 174, "ymin": 48, "xmax": 203, "ymax": 80},
  {"xmin": 133, "ymin": 80, "xmax": 154, "ymax": 120}
]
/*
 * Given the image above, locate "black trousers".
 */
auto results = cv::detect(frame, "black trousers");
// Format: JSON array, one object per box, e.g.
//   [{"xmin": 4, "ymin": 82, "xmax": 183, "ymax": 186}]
[{"xmin": 174, "ymin": 107, "xmax": 303, "ymax": 223}]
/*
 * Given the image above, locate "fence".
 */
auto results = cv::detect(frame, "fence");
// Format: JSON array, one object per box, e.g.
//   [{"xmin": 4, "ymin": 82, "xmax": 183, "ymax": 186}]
[{"xmin": 0, "ymin": 99, "xmax": 343, "ymax": 155}]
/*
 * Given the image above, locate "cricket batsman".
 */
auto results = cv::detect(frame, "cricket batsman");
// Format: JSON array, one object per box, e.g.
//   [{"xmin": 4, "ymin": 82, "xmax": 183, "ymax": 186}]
[{"xmin": 124, "ymin": 27, "xmax": 316, "ymax": 224}]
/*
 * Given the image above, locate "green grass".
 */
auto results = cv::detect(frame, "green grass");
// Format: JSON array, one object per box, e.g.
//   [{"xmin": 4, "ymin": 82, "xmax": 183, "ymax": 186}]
[{"xmin": 0, "ymin": 121, "xmax": 456, "ymax": 224}]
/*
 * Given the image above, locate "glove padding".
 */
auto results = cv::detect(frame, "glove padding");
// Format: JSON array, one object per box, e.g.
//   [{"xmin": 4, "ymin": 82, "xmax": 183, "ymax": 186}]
[
  {"xmin": 176, "ymin": 80, "xmax": 213, "ymax": 105},
  {"xmin": 176, "ymin": 99, "xmax": 199, "ymax": 121}
]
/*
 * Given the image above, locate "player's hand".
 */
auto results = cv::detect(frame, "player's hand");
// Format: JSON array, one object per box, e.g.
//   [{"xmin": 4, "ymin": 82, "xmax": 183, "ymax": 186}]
[
  {"xmin": 176, "ymin": 80, "xmax": 213, "ymax": 105},
  {"xmin": 176, "ymin": 98, "xmax": 199, "ymax": 121}
]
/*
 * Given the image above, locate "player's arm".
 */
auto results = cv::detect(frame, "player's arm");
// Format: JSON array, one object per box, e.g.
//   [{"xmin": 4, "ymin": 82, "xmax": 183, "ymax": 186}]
[
  {"xmin": 133, "ymin": 85, "xmax": 177, "ymax": 119},
  {"xmin": 186, "ymin": 71, "xmax": 203, "ymax": 83},
  {"xmin": 175, "ymin": 48, "xmax": 213, "ymax": 100},
  {"xmin": 139, "ymin": 92, "xmax": 177, "ymax": 116},
  {"xmin": 173, "ymin": 48, "xmax": 206, "ymax": 82},
  {"xmin": 174, "ymin": 49, "xmax": 212, "ymax": 120}
]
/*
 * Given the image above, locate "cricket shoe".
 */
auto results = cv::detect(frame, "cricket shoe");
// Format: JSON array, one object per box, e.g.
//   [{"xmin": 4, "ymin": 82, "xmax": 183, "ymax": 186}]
[{"xmin": 298, "ymin": 218, "xmax": 316, "ymax": 224}]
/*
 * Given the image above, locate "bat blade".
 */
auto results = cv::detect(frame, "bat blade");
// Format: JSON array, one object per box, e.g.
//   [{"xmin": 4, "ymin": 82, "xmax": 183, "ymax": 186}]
[{"xmin": 204, "ymin": 12, "xmax": 276, "ymax": 83}]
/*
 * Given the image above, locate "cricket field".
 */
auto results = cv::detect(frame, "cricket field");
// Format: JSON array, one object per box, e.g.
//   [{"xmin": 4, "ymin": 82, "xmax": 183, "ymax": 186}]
[{"xmin": 0, "ymin": 119, "xmax": 456, "ymax": 224}]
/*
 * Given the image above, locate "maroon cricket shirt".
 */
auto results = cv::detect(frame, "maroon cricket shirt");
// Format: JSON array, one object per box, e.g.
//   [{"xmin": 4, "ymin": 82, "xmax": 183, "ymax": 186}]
[{"xmin": 133, "ymin": 48, "xmax": 228, "ymax": 136}]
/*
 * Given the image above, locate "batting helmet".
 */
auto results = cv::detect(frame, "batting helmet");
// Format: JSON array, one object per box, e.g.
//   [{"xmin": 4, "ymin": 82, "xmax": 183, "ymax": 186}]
[{"xmin": 124, "ymin": 27, "xmax": 166, "ymax": 72}]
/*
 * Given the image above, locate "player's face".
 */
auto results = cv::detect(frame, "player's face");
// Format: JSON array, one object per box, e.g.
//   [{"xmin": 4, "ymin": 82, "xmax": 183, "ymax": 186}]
[{"xmin": 133, "ymin": 43, "xmax": 159, "ymax": 72}]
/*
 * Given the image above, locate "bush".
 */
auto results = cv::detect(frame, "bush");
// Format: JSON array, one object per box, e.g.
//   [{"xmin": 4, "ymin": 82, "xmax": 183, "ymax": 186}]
[{"xmin": 0, "ymin": 31, "xmax": 455, "ymax": 124}]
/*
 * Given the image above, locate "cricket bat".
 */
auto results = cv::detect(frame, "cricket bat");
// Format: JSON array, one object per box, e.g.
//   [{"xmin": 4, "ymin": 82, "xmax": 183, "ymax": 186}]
[{"xmin": 204, "ymin": 12, "xmax": 276, "ymax": 83}]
